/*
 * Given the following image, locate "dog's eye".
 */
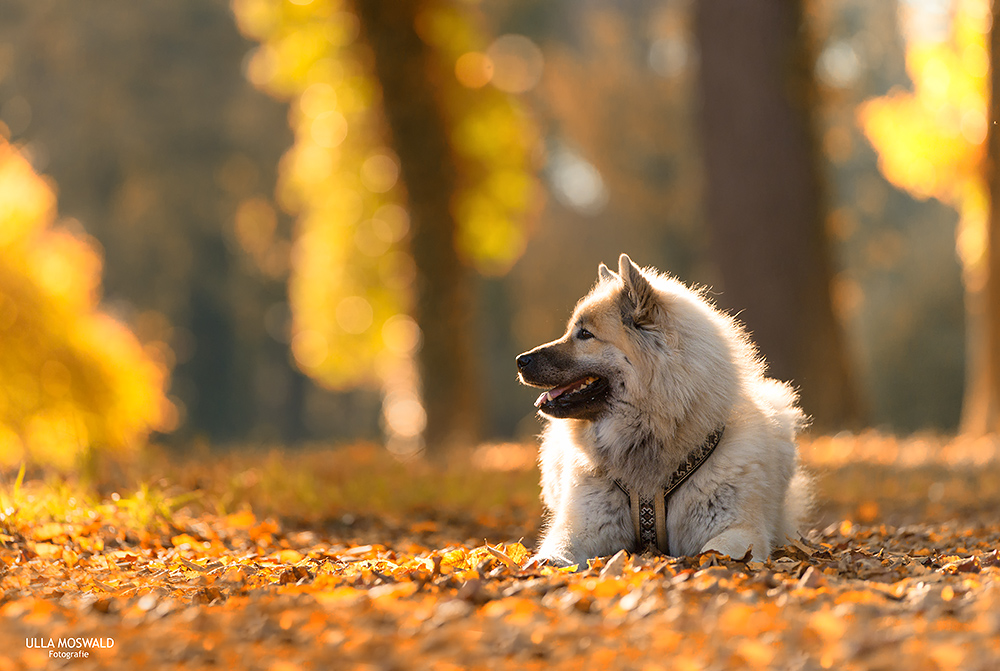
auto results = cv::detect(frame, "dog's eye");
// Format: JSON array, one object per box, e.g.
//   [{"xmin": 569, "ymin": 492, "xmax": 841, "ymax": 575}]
[{"xmin": 577, "ymin": 328, "xmax": 594, "ymax": 340}]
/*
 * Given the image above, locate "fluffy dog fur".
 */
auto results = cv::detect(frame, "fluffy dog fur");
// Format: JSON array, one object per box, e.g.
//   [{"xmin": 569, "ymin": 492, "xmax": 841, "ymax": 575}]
[{"xmin": 516, "ymin": 254, "xmax": 810, "ymax": 567}]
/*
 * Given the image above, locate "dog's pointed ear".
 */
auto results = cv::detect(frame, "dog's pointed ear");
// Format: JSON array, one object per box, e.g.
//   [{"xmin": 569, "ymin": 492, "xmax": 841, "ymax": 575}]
[
  {"xmin": 598, "ymin": 262, "xmax": 619, "ymax": 283},
  {"xmin": 618, "ymin": 254, "xmax": 657, "ymax": 327}
]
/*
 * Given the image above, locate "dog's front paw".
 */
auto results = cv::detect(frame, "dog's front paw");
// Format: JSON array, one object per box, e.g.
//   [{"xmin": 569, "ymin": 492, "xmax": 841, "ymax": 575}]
[
  {"xmin": 525, "ymin": 553, "xmax": 576, "ymax": 570},
  {"xmin": 521, "ymin": 555, "xmax": 549, "ymax": 571},
  {"xmin": 701, "ymin": 529, "xmax": 766, "ymax": 563}
]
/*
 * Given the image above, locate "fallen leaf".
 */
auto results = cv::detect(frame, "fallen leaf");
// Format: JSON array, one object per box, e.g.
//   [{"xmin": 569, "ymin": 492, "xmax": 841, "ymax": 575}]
[{"xmin": 600, "ymin": 549, "xmax": 629, "ymax": 578}]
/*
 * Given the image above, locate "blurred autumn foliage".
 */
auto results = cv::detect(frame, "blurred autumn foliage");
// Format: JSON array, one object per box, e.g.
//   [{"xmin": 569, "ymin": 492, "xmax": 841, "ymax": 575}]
[
  {"xmin": 231, "ymin": 0, "xmax": 539, "ymax": 453},
  {"xmin": 0, "ymin": 0, "xmax": 997, "ymax": 454},
  {"xmin": 860, "ymin": 0, "xmax": 989, "ymax": 275},
  {"xmin": 0, "ymin": 139, "xmax": 171, "ymax": 470},
  {"xmin": 859, "ymin": 0, "xmax": 998, "ymax": 433}
]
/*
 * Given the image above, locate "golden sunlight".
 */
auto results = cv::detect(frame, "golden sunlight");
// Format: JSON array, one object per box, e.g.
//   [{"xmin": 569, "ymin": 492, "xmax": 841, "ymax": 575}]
[
  {"xmin": 859, "ymin": 0, "xmax": 990, "ymax": 289},
  {"xmin": 0, "ymin": 140, "xmax": 173, "ymax": 469}
]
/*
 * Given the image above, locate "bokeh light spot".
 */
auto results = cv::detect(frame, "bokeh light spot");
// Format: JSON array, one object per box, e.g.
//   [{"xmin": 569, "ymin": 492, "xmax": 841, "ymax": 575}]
[
  {"xmin": 158, "ymin": 396, "xmax": 181, "ymax": 433},
  {"xmin": 548, "ymin": 145, "xmax": 609, "ymax": 215},
  {"xmin": 245, "ymin": 45, "xmax": 279, "ymax": 89},
  {"xmin": 299, "ymin": 83, "xmax": 337, "ymax": 118},
  {"xmin": 310, "ymin": 111, "xmax": 349, "ymax": 149},
  {"xmin": 336, "ymin": 296, "xmax": 374, "ymax": 334},
  {"xmin": 360, "ymin": 153, "xmax": 400, "ymax": 193},
  {"xmin": 382, "ymin": 314, "xmax": 421, "ymax": 355},
  {"xmin": 648, "ymin": 37, "xmax": 690, "ymax": 79},
  {"xmin": 817, "ymin": 41, "xmax": 862, "ymax": 88},
  {"xmin": 383, "ymin": 391, "xmax": 426, "ymax": 438},
  {"xmin": 327, "ymin": 12, "xmax": 361, "ymax": 48},
  {"xmin": 960, "ymin": 108, "xmax": 987, "ymax": 144},
  {"xmin": 486, "ymin": 34, "xmax": 544, "ymax": 94},
  {"xmin": 372, "ymin": 204, "xmax": 410, "ymax": 242},
  {"xmin": 291, "ymin": 329, "xmax": 328, "ymax": 369},
  {"xmin": 455, "ymin": 52, "xmax": 494, "ymax": 88}
]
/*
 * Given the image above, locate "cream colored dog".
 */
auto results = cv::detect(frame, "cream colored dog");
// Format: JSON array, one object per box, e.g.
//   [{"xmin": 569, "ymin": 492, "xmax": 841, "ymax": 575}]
[{"xmin": 516, "ymin": 254, "xmax": 810, "ymax": 567}]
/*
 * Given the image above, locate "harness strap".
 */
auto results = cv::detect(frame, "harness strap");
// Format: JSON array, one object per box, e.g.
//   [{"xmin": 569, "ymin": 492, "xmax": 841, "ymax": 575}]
[{"xmin": 614, "ymin": 426, "xmax": 724, "ymax": 555}]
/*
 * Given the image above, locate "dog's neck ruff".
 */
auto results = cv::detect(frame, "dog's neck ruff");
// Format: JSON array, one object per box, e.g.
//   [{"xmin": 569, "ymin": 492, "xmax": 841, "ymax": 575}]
[{"xmin": 613, "ymin": 426, "xmax": 724, "ymax": 555}]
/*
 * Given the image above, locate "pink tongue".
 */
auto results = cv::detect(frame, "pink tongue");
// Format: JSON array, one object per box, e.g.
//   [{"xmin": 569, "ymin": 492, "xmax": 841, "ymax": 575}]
[{"xmin": 534, "ymin": 380, "xmax": 583, "ymax": 408}]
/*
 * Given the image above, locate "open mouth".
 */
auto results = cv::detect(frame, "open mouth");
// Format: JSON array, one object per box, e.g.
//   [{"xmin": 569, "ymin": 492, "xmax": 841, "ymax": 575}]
[{"xmin": 534, "ymin": 375, "xmax": 610, "ymax": 414}]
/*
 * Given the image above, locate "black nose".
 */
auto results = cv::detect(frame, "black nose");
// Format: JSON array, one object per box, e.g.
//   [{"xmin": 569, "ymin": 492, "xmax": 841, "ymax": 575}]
[{"xmin": 516, "ymin": 353, "xmax": 532, "ymax": 370}]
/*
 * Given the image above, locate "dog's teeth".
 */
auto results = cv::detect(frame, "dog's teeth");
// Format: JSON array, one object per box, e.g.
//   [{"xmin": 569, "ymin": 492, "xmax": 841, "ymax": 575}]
[{"xmin": 535, "ymin": 377, "xmax": 600, "ymax": 409}]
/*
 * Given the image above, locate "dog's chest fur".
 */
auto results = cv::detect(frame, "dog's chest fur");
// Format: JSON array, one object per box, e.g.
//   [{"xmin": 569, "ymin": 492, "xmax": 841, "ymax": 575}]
[
  {"xmin": 574, "ymin": 412, "xmax": 721, "ymax": 497},
  {"xmin": 538, "ymin": 418, "xmax": 743, "ymax": 559}
]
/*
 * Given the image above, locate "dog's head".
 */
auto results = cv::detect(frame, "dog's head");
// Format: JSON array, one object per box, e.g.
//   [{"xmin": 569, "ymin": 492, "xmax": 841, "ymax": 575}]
[{"xmin": 517, "ymin": 254, "xmax": 747, "ymax": 422}]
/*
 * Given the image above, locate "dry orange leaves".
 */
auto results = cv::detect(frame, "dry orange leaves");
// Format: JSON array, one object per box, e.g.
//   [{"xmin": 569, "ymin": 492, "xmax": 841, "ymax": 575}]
[
  {"xmin": 2, "ymin": 434, "xmax": 1000, "ymax": 670},
  {"xmin": 1, "ymin": 498, "xmax": 999, "ymax": 671}
]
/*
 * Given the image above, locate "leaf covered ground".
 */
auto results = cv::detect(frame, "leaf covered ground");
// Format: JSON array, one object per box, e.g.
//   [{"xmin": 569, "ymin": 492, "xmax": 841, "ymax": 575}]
[{"xmin": 2, "ymin": 433, "xmax": 1000, "ymax": 670}]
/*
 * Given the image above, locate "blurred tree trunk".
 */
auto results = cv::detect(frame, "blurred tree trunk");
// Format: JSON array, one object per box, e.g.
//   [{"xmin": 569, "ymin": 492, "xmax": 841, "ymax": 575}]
[
  {"xmin": 694, "ymin": 0, "xmax": 862, "ymax": 430},
  {"xmin": 964, "ymin": 6, "xmax": 1000, "ymax": 434},
  {"xmin": 354, "ymin": 0, "xmax": 481, "ymax": 455}
]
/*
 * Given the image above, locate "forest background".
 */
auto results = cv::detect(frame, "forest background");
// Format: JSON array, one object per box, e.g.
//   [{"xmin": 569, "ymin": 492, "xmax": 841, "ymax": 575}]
[{"xmin": 0, "ymin": 0, "xmax": 998, "ymax": 468}]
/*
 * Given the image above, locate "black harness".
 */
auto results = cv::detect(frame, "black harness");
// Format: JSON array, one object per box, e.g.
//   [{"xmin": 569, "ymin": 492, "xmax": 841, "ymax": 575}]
[{"xmin": 613, "ymin": 427, "xmax": 725, "ymax": 555}]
